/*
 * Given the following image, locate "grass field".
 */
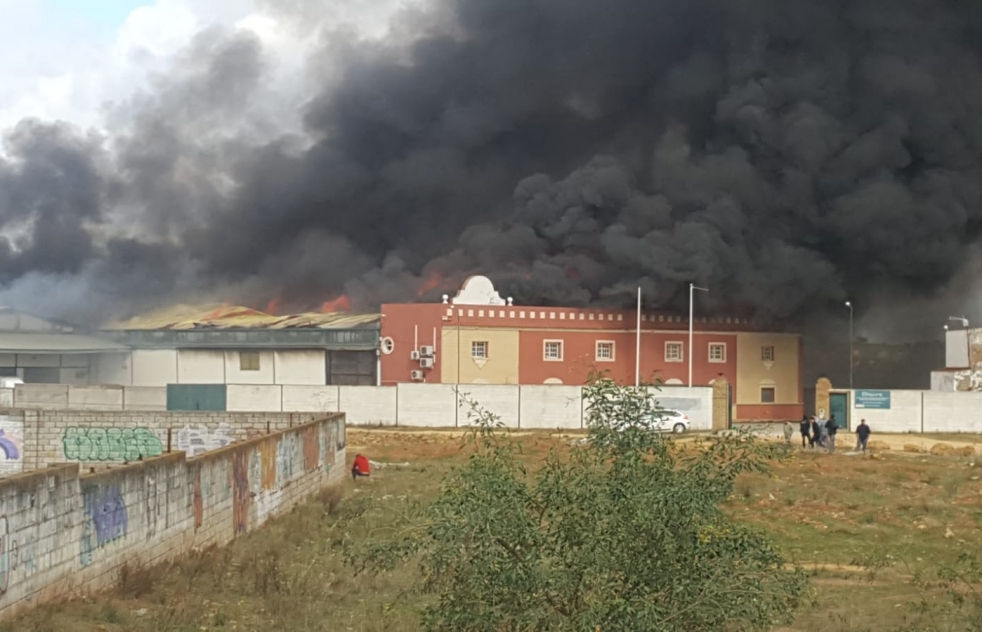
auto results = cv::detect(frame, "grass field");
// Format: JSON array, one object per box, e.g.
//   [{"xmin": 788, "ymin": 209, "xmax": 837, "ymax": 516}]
[{"xmin": 5, "ymin": 429, "xmax": 982, "ymax": 632}]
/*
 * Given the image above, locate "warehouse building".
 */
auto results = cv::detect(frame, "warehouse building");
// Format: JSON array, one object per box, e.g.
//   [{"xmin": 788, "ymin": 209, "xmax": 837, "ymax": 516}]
[
  {"xmin": 0, "ymin": 305, "xmax": 381, "ymax": 388},
  {"xmin": 380, "ymin": 276, "xmax": 804, "ymax": 422}
]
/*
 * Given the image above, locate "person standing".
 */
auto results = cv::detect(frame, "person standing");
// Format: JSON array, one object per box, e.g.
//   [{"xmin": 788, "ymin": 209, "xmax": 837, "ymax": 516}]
[
  {"xmin": 799, "ymin": 416, "xmax": 810, "ymax": 448},
  {"xmin": 856, "ymin": 419, "xmax": 872, "ymax": 453},
  {"xmin": 783, "ymin": 421, "xmax": 794, "ymax": 445},
  {"xmin": 810, "ymin": 417, "xmax": 821, "ymax": 448},
  {"xmin": 826, "ymin": 415, "xmax": 839, "ymax": 454}
]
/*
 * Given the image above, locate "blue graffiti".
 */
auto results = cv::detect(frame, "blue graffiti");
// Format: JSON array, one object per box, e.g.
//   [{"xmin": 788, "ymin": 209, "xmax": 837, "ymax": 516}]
[
  {"xmin": 80, "ymin": 485, "xmax": 128, "ymax": 565},
  {"xmin": 0, "ymin": 430, "xmax": 18, "ymax": 460}
]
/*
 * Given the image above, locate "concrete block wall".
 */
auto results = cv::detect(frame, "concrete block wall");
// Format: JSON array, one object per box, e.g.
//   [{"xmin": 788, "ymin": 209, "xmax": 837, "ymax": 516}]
[
  {"xmin": 922, "ymin": 392, "xmax": 982, "ymax": 433},
  {"xmin": 0, "ymin": 414, "xmax": 346, "ymax": 620},
  {"xmin": 1, "ymin": 410, "xmax": 321, "ymax": 472},
  {"xmin": 838, "ymin": 389, "xmax": 982, "ymax": 434}
]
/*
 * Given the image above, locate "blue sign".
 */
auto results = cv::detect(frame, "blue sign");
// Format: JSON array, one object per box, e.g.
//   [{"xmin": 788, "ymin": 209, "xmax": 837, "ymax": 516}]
[{"xmin": 855, "ymin": 390, "xmax": 891, "ymax": 410}]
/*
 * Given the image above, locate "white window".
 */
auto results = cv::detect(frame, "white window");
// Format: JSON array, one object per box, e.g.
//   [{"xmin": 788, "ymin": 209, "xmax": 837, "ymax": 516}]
[
  {"xmin": 761, "ymin": 346, "xmax": 775, "ymax": 362},
  {"xmin": 596, "ymin": 341, "xmax": 615, "ymax": 362},
  {"xmin": 544, "ymin": 340, "xmax": 564, "ymax": 361},
  {"xmin": 471, "ymin": 341, "xmax": 489, "ymax": 359},
  {"xmin": 240, "ymin": 351, "xmax": 261, "ymax": 371},
  {"xmin": 665, "ymin": 342, "xmax": 683, "ymax": 363},
  {"xmin": 708, "ymin": 343, "xmax": 726, "ymax": 363}
]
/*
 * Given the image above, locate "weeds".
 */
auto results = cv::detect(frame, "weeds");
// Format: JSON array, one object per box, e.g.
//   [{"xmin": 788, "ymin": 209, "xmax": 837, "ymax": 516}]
[{"xmin": 116, "ymin": 560, "xmax": 157, "ymax": 599}]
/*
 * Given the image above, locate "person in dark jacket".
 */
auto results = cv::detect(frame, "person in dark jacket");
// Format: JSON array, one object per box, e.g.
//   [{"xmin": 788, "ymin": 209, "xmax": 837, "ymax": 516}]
[
  {"xmin": 825, "ymin": 415, "xmax": 839, "ymax": 453},
  {"xmin": 810, "ymin": 417, "xmax": 821, "ymax": 448},
  {"xmin": 799, "ymin": 416, "xmax": 810, "ymax": 448},
  {"xmin": 856, "ymin": 419, "xmax": 872, "ymax": 453}
]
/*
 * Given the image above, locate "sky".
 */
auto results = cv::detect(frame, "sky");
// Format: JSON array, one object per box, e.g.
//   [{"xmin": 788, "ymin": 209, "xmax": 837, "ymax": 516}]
[{"xmin": 0, "ymin": 0, "xmax": 403, "ymax": 132}]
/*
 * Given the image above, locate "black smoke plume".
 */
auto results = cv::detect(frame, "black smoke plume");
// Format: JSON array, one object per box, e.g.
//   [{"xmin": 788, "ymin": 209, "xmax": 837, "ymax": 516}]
[{"xmin": 2, "ymin": 0, "xmax": 982, "ymax": 338}]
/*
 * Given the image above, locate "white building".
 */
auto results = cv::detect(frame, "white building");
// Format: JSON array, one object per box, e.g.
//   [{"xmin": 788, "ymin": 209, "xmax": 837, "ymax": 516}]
[
  {"xmin": 0, "ymin": 305, "xmax": 381, "ymax": 388},
  {"xmin": 932, "ymin": 326, "xmax": 982, "ymax": 391}
]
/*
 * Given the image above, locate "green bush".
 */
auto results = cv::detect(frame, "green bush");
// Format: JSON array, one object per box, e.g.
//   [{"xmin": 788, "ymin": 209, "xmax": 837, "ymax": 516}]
[{"xmin": 348, "ymin": 377, "xmax": 807, "ymax": 631}]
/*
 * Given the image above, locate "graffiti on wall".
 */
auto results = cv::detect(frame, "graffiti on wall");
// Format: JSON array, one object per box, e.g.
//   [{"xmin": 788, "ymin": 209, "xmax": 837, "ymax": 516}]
[
  {"xmin": 0, "ymin": 415, "xmax": 24, "ymax": 476},
  {"xmin": 63, "ymin": 428, "xmax": 163, "ymax": 462},
  {"xmin": 177, "ymin": 424, "xmax": 235, "ymax": 457},
  {"xmin": 260, "ymin": 440, "xmax": 276, "ymax": 491},
  {"xmin": 276, "ymin": 433, "xmax": 300, "ymax": 487},
  {"xmin": 232, "ymin": 451, "xmax": 250, "ymax": 534},
  {"xmin": 79, "ymin": 484, "xmax": 128, "ymax": 566}
]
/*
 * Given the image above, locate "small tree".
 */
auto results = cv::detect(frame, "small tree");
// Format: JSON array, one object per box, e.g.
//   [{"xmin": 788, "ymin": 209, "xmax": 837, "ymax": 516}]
[{"xmin": 348, "ymin": 377, "xmax": 807, "ymax": 631}]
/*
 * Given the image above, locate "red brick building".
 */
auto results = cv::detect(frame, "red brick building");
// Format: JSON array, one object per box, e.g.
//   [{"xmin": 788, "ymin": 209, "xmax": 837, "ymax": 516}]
[{"xmin": 380, "ymin": 276, "xmax": 804, "ymax": 421}]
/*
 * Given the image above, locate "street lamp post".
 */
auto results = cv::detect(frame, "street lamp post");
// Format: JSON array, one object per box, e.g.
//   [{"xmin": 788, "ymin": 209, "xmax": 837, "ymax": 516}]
[
  {"xmin": 845, "ymin": 301, "xmax": 853, "ymax": 390},
  {"xmin": 688, "ymin": 283, "xmax": 709, "ymax": 388}
]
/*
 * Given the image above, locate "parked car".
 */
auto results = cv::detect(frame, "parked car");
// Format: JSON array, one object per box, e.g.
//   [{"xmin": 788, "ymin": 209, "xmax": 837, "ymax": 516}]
[{"xmin": 647, "ymin": 409, "xmax": 690, "ymax": 434}]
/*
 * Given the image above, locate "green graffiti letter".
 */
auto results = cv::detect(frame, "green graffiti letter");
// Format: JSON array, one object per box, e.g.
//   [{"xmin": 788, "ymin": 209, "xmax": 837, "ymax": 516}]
[{"xmin": 134, "ymin": 428, "xmax": 163, "ymax": 458}]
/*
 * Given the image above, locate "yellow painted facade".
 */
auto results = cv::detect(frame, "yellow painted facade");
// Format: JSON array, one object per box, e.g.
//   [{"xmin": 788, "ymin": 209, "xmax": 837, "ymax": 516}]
[
  {"xmin": 441, "ymin": 327, "xmax": 520, "ymax": 384},
  {"xmin": 734, "ymin": 333, "xmax": 800, "ymax": 405}
]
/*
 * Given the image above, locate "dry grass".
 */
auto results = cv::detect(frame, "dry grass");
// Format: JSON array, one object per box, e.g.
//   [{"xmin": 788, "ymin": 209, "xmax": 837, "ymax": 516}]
[{"xmin": 5, "ymin": 429, "xmax": 982, "ymax": 631}]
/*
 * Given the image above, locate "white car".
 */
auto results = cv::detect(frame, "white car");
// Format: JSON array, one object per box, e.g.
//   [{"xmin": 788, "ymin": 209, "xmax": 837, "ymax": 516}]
[{"xmin": 648, "ymin": 409, "xmax": 690, "ymax": 434}]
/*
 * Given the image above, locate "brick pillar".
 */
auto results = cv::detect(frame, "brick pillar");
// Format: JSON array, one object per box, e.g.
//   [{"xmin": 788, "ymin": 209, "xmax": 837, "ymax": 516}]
[
  {"xmin": 815, "ymin": 377, "xmax": 832, "ymax": 418},
  {"xmin": 712, "ymin": 377, "xmax": 730, "ymax": 431}
]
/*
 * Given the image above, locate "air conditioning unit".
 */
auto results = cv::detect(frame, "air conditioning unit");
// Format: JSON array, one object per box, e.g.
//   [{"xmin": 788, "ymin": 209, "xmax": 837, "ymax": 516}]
[
  {"xmin": 410, "ymin": 350, "xmax": 421, "ymax": 361},
  {"xmin": 410, "ymin": 370, "xmax": 424, "ymax": 381},
  {"xmin": 420, "ymin": 345, "xmax": 435, "ymax": 358},
  {"xmin": 420, "ymin": 357, "xmax": 435, "ymax": 369}
]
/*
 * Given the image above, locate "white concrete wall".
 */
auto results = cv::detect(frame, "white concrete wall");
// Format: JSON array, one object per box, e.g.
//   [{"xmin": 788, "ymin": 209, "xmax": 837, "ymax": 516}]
[
  {"xmin": 396, "ymin": 384, "xmax": 458, "ymax": 427},
  {"xmin": 177, "ymin": 350, "xmax": 225, "ymax": 384},
  {"xmin": 16, "ymin": 354, "xmax": 60, "ymax": 368},
  {"xmin": 457, "ymin": 384, "xmax": 520, "ymax": 429},
  {"xmin": 931, "ymin": 371, "xmax": 956, "ymax": 392},
  {"xmin": 655, "ymin": 386, "xmax": 714, "ymax": 431},
  {"xmin": 923, "ymin": 392, "xmax": 982, "ymax": 433},
  {"xmin": 519, "ymin": 385, "xmax": 582, "ymax": 429},
  {"xmin": 338, "ymin": 386, "xmax": 397, "ymax": 426},
  {"xmin": 847, "ymin": 390, "xmax": 923, "ymax": 434},
  {"xmin": 281, "ymin": 385, "xmax": 340, "ymax": 412},
  {"xmin": 67, "ymin": 386, "xmax": 124, "ymax": 410},
  {"xmin": 274, "ymin": 351, "xmax": 326, "ymax": 385},
  {"xmin": 91, "ymin": 353, "xmax": 131, "ymax": 386},
  {"xmin": 226, "ymin": 384, "xmax": 282, "ymax": 412},
  {"xmin": 0, "ymin": 388, "xmax": 12, "ymax": 407},
  {"xmin": 122, "ymin": 387, "xmax": 167, "ymax": 411},
  {"xmin": 223, "ymin": 351, "xmax": 275, "ymax": 385},
  {"xmin": 946, "ymin": 329, "xmax": 970, "ymax": 368},
  {"xmin": 132, "ymin": 350, "xmax": 177, "ymax": 387},
  {"xmin": 13, "ymin": 384, "xmax": 70, "ymax": 409}
]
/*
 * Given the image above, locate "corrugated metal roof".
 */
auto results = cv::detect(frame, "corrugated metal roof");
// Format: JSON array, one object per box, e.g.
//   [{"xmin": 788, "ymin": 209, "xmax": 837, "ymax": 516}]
[
  {"xmin": 106, "ymin": 304, "xmax": 381, "ymax": 331},
  {"xmin": 0, "ymin": 333, "xmax": 130, "ymax": 354}
]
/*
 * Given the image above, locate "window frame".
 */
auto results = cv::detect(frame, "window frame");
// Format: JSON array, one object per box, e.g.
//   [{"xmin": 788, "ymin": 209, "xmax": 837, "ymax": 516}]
[
  {"xmin": 761, "ymin": 346, "xmax": 775, "ymax": 362},
  {"xmin": 760, "ymin": 387, "xmax": 776, "ymax": 404},
  {"xmin": 708, "ymin": 343, "xmax": 727, "ymax": 363},
  {"xmin": 595, "ymin": 340, "xmax": 616, "ymax": 362},
  {"xmin": 471, "ymin": 340, "xmax": 489, "ymax": 360},
  {"xmin": 543, "ymin": 339, "xmax": 564, "ymax": 362},
  {"xmin": 240, "ymin": 351, "xmax": 261, "ymax": 372},
  {"xmin": 665, "ymin": 341, "xmax": 684, "ymax": 363}
]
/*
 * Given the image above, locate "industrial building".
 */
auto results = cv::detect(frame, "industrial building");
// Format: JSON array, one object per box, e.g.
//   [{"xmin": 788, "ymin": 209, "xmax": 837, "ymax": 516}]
[
  {"xmin": 933, "ymin": 324, "xmax": 982, "ymax": 391},
  {"xmin": 380, "ymin": 276, "xmax": 804, "ymax": 422},
  {"xmin": 0, "ymin": 305, "xmax": 381, "ymax": 388}
]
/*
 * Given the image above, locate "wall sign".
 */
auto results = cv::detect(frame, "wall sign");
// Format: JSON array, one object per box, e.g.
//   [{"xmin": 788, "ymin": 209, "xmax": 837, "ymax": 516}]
[{"xmin": 855, "ymin": 390, "xmax": 891, "ymax": 410}]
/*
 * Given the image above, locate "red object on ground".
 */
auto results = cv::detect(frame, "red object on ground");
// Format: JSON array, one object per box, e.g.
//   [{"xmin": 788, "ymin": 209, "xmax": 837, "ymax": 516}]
[{"xmin": 353, "ymin": 454, "xmax": 371, "ymax": 476}]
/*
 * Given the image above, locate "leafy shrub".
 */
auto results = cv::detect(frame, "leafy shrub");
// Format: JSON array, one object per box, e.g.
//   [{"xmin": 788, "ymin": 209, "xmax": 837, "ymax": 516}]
[{"xmin": 348, "ymin": 377, "xmax": 807, "ymax": 631}]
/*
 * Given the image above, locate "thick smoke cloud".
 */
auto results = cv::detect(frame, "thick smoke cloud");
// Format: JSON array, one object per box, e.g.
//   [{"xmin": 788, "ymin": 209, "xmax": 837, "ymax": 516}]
[{"xmin": 2, "ymin": 0, "xmax": 982, "ymax": 336}]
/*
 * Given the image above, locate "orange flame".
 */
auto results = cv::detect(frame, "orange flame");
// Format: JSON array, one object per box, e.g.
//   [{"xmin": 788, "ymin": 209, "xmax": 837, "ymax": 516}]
[
  {"xmin": 321, "ymin": 295, "xmax": 351, "ymax": 313},
  {"xmin": 417, "ymin": 270, "xmax": 444, "ymax": 297}
]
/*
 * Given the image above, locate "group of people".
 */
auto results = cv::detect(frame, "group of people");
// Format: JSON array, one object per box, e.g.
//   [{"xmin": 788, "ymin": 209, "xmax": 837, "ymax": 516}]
[{"xmin": 782, "ymin": 415, "xmax": 872, "ymax": 454}]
